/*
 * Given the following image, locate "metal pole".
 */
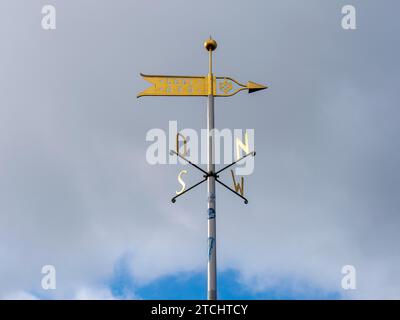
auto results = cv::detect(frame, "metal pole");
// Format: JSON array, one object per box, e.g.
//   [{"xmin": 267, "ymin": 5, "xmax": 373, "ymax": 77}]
[
  {"xmin": 207, "ymin": 93, "xmax": 217, "ymax": 300},
  {"xmin": 205, "ymin": 37, "xmax": 217, "ymax": 300}
]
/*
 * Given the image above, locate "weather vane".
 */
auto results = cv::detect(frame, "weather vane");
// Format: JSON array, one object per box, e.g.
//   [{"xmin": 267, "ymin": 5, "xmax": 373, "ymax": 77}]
[{"xmin": 138, "ymin": 37, "xmax": 268, "ymax": 300}]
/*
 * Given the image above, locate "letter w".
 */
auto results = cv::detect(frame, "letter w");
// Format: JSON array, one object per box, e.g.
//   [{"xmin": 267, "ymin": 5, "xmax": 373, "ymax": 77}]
[{"xmin": 230, "ymin": 170, "xmax": 244, "ymax": 196}]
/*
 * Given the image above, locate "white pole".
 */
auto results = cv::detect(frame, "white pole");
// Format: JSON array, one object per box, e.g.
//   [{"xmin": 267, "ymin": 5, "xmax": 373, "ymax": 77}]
[
  {"xmin": 205, "ymin": 38, "xmax": 217, "ymax": 300},
  {"xmin": 207, "ymin": 92, "xmax": 217, "ymax": 300}
]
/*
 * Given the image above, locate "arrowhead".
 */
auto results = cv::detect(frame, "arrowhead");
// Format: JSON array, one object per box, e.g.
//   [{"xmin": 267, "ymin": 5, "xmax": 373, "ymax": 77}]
[{"xmin": 247, "ymin": 81, "xmax": 268, "ymax": 93}]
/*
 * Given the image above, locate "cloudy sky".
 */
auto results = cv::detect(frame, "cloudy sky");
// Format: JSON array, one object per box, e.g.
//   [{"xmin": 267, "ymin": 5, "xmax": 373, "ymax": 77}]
[{"xmin": 1, "ymin": 0, "xmax": 400, "ymax": 299}]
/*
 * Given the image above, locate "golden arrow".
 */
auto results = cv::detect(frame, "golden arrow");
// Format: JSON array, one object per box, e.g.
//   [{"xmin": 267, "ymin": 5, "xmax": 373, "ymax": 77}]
[
  {"xmin": 215, "ymin": 76, "xmax": 268, "ymax": 97},
  {"xmin": 137, "ymin": 74, "xmax": 267, "ymax": 98}
]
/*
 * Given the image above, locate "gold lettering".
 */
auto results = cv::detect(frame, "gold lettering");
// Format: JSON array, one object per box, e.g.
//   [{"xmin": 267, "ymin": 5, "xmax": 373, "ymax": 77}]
[
  {"xmin": 176, "ymin": 133, "xmax": 188, "ymax": 157},
  {"xmin": 235, "ymin": 131, "xmax": 249, "ymax": 160},
  {"xmin": 176, "ymin": 170, "xmax": 188, "ymax": 195},
  {"xmin": 230, "ymin": 170, "xmax": 244, "ymax": 196}
]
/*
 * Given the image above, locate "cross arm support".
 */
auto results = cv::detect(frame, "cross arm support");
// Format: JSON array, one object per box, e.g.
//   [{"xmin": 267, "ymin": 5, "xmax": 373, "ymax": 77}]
[
  {"xmin": 171, "ymin": 177, "xmax": 208, "ymax": 203},
  {"xmin": 170, "ymin": 150, "xmax": 208, "ymax": 175},
  {"xmin": 215, "ymin": 177, "xmax": 249, "ymax": 204},
  {"xmin": 215, "ymin": 151, "xmax": 256, "ymax": 175}
]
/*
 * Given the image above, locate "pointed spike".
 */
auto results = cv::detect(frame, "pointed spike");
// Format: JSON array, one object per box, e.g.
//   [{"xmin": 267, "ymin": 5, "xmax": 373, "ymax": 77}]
[{"xmin": 247, "ymin": 81, "xmax": 268, "ymax": 93}]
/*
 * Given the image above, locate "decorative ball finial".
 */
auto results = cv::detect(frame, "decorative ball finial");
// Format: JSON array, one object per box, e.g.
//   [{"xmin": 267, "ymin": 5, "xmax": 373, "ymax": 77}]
[{"xmin": 204, "ymin": 37, "xmax": 217, "ymax": 51}]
